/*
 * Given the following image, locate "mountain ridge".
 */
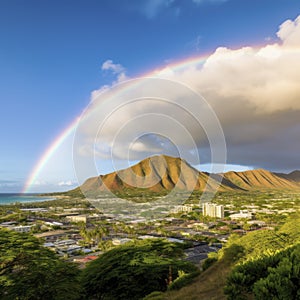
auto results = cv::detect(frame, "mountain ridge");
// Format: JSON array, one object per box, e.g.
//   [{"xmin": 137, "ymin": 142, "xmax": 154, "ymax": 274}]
[
  {"xmin": 78, "ymin": 155, "xmax": 300, "ymax": 196},
  {"xmin": 274, "ymin": 170, "xmax": 300, "ymax": 183}
]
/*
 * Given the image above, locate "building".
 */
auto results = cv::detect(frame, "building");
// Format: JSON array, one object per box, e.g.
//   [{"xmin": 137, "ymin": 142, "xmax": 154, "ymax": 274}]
[
  {"xmin": 66, "ymin": 214, "xmax": 100, "ymax": 223},
  {"xmin": 56, "ymin": 244, "xmax": 83, "ymax": 255},
  {"xmin": 229, "ymin": 210, "xmax": 253, "ymax": 220},
  {"xmin": 11, "ymin": 225, "xmax": 33, "ymax": 233},
  {"xmin": 66, "ymin": 215, "xmax": 88, "ymax": 223},
  {"xmin": 171, "ymin": 205, "xmax": 193, "ymax": 214},
  {"xmin": 202, "ymin": 203, "xmax": 224, "ymax": 219}
]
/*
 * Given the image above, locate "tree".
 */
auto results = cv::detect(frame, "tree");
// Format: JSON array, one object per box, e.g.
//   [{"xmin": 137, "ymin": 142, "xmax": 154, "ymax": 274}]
[
  {"xmin": 224, "ymin": 244, "xmax": 300, "ymax": 300},
  {"xmin": 81, "ymin": 239, "xmax": 198, "ymax": 300},
  {"xmin": 0, "ymin": 228, "xmax": 81, "ymax": 300},
  {"xmin": 253, "ymin": 246, "xmax": 300, "ymax": 299}
]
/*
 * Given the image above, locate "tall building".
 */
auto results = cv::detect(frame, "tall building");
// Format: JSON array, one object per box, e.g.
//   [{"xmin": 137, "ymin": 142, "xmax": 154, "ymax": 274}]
[{"xmin": 202, "ymin": 203, "xmax": 224, "ymax": 219}]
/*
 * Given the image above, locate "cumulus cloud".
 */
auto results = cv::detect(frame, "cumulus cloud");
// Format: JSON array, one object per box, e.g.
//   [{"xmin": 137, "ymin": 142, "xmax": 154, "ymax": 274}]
[
  {"xmin": 156, "ymin": 15, "xmax": 300, "ymax": 171},
  {"xmin": 74, "ymin": 15, "xmax": 300, "ymax": 176},
  {"xmin": 277, "ymin": 15, "xmax": 300, "ymax": 46},
  {"xmin": 101, "ymin": 59, "xmax": 128, "ymax": 83},
  {"xmin": 102, "ymin": 60, "xmax": 125, "ymax": 74}
]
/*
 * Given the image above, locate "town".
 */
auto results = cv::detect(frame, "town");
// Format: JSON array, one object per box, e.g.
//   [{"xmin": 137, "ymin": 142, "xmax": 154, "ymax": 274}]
[{"xmin": 1, "ymin": 190, "xmax": 299, "ymax": 268}]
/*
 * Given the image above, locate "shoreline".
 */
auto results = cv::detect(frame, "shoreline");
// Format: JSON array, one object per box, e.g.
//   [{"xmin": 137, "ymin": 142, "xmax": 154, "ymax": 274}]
[{"xmin": 0, "ymin": 194, "xmax": 59, "ymax": 205}]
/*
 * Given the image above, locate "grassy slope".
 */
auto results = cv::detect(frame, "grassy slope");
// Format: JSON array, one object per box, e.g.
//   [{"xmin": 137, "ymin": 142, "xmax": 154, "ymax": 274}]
[
  {"xmin": 160, "ymin": 213, "xmax": 300, "ymax": 300},
  {"xmin": 163, "ymin": 259, "xmax": 231, "ymax": 300}
]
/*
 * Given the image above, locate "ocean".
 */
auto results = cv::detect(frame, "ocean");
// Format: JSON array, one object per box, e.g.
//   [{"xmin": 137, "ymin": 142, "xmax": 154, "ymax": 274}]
[{"xmin": 0, "ymin": 193, "xmax": 55, "ymax": 205}]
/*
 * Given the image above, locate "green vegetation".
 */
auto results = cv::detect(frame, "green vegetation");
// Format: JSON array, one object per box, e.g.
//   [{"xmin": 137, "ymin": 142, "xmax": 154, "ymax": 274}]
[
  {"xmin": 44, "ymin": 187, "xmax": 85, "ymax": 198},
  {"xmin": 0, "ymin": 228, "xmax": 81, "ymax": 300},
  {"xmin": 1, "ymin": 189, "xmax": 299, "ymax": 299},
  {"xmin": 0, "ymin": 228, "xmax": 198, "ymax": 300},
  {"xmin": 81, "ymin": 239, "xmax": 198, "ymax": 300},
  {"xmin": 222, "ymin": 213, "xmax": 300, "ymax": 299},
  {"xmin": 155, "ymin": 213, "xmax": 300, "ymax": 300},
  {"xmin": 225, "ymin": 244, "xmax": 300, "ymax": 299}
]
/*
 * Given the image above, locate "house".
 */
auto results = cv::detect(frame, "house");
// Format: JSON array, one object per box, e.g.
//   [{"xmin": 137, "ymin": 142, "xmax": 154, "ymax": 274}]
[
  {"xmin": 54, "ymin": 239, "xmax": 77, "ymax": 247},
  {"xmin": 11, "ymin": 225, "xmax": 32, "ymax": 233},
  {"xmin": 0, "ymin": 221, "xmax": 17, "ymax": 227}
]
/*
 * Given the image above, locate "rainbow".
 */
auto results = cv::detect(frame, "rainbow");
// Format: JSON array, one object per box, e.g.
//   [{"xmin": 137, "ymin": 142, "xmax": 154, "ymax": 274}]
[
  {"xmin": 23, "ymin": 39, "xmax": 299, "ymax": 192},
  {"xmin": 25, "ymin": 42, "xmax": 290, "ymax": 192},
  {"xmin": 22, "ymin": 117, "xmax": 80, "ymax": 192},
  {"xmin": 22, "ymin": 54, "xmax": 212, "ymax": 193}
]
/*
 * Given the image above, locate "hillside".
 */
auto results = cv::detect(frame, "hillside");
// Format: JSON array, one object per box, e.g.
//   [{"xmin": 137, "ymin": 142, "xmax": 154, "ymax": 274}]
[
  {"xmin": 222, "ymin": 168, "xmax": 299, "ymax": 190},
  {"xmin": 275, "ymin": 170, "xmax": 300, "ymax": 183},
  {"xmin": 80, "ymin": 155, "xmax": 234, "ymax": 196},
  {"xmin": 75, "ymin": 155, "xmax": 300, "ymax": 197},
  {"xmin": 155, "ymin": 214, "xmax": 300, "ymax": 300}
]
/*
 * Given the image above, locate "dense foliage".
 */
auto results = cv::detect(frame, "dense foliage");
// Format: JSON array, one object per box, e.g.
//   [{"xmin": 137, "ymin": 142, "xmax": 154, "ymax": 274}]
[
  {"xmin": 222, "ymin": 214, "xmax": 300, "ymax": 299},
  {"xmin": 81, "ymin": 239, "xmax": 198, "ymax": 300},
  {"xmin": 0, "ymin": 228, "xmax": 81, "ymax": 300},
  {"xmin": 224, "ymin": 244, "xmax": 300, "ymax": 299},
  {"xmin": 0, "ymin": 228, "xmax": 198, "ymax": 300}
]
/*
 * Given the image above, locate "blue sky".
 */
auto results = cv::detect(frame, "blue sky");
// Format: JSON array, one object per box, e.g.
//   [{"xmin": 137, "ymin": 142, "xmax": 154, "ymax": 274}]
[{"xmin": 1, "ymin": 0, "xmax": 300, "ymax": 192}]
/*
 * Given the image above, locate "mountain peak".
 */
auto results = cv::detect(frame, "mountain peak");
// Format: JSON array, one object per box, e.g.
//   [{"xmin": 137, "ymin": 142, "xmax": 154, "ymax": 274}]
[{"xmin": 78, "ymin": 156, "xmax": 300, "ymax": 196}]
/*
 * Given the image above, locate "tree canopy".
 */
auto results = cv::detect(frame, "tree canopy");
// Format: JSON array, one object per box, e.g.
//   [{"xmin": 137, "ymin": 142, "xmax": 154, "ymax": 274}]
[
  {"xmin": 223, "ymin": 214, "xmax": 300, "ymax": 299},
  {"xmin": 81, "ymin": 239, "xmax": 198, "ymax": 300},
  {"xmin": 224, "ymin": 243, "xmax": 300, "ymax": 299},
  {"xmin": 0, "ymin": 228, "xmax": 81, "ymax": 300}
]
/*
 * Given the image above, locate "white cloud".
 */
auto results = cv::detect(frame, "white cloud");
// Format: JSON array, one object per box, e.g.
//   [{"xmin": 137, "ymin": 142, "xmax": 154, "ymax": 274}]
[
  {"xmin": 277, "ymin": 15, "xmax": 300, "ymax": 46},
  {"xmin": 101, "ymin": 59, "xmax": 128, "ymax": 83},
  {"xmin": 57, "ymin": 180, "xmax": 75, "ymax": 187},
  {"xmin": 102, "ymin": 60, "xmax": 124, "ymax": 74},
  {"xmin": 154, "ymin": 15, "xmax": 300, "ymax": 170},
  {"xmin": 74, "ymin": 15, "xmax": 300, "ymax": 175}
]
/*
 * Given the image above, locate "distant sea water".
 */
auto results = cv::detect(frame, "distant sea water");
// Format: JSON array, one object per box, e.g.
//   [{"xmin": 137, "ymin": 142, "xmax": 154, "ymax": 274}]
[{"xmin": 0, "ymin": 193, "xmax": 56, "ymax": 205}]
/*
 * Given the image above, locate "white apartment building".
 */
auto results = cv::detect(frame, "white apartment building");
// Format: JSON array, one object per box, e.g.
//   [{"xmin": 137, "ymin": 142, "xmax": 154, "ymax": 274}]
[{"xmin": 202, "ymin": 203, "xmax": 224, "ymax": 219}]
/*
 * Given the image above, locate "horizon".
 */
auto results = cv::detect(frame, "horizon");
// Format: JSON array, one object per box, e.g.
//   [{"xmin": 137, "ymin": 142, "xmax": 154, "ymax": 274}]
[{"xmin": 1, "ymin": 1, "xmax": 300, "ymax": 193}]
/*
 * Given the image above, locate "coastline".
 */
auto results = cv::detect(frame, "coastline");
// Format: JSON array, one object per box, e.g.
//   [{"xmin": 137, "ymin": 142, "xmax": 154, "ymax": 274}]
[{"xmin": 0, "ymin": 193, "xmax": 58, "ymax": 205}]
